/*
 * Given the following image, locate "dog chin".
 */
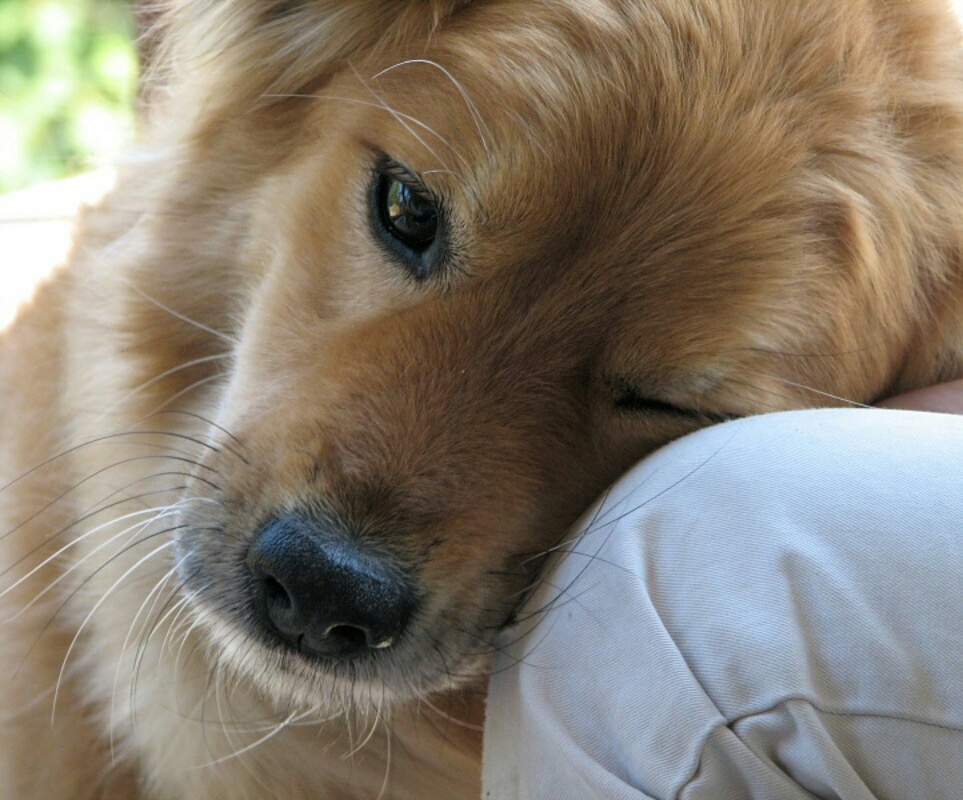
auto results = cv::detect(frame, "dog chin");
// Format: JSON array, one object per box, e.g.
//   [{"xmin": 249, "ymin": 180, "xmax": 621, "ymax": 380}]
[
  {"xmin": 197, "ymin": 615, "xmax": 491, "ymax": 714},
  {"xmin": 178, "ymin": 571, "xmax": 490, "ymax": 715}
]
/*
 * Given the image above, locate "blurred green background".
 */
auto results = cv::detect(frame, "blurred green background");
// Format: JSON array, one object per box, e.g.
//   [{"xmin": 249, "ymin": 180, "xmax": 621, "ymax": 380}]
[{"xmin": 0, "ymin": 0, "xmax": 138, "ymax": 193}]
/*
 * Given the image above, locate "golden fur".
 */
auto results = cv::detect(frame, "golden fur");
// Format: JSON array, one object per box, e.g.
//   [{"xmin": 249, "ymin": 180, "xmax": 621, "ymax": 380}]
[{"xmin": 2, "ymin": 1, "xmax": 963, "ymax": 797}]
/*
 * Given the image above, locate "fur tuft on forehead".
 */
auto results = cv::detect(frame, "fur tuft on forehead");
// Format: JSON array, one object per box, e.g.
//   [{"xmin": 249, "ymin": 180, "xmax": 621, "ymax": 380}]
[{"xmin": 141, "ymin": 0, "xmax": 474, "ymax": 118}]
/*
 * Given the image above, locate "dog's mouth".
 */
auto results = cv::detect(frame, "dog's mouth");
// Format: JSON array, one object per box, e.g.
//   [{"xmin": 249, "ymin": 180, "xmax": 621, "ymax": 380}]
[{"xmin": 171, "ymin": 501, "xmax": 516, "ymax": 709}]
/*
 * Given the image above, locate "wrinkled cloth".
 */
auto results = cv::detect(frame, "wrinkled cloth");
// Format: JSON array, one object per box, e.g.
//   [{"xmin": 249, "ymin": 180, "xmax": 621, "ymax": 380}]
[{"xmin": 483, "ymin": 409, "xmax": 963, "ymax": 800}]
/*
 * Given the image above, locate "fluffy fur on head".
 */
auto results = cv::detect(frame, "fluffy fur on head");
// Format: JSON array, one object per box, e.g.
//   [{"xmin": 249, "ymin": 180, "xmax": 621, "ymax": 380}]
[{"xmin": 2, "ymin": 1, "xmax": 962, "ymax": 798}]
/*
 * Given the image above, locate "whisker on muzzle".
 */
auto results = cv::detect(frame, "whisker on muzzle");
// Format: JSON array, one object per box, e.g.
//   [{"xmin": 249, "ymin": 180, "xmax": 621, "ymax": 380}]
[{"xmin": 52, "ymin": 538, "xmax": 177, "ymax": 723}]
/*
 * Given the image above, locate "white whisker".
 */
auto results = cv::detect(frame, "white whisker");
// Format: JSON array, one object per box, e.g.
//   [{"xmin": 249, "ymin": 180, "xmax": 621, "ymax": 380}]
[
  {"xmin": 376, "ymin": 721, "xmax": 392, "ymax": 800},
  {"xmin": 110, "ymin": 556, "xmax": 186, "ymax": 757},
  {"xmin": 122, "ymin": 278, "xmax": 235, "ymax": 345},
  {"xmin": 771, "ymin": 377, "xmax": 872, "ymax": 408},
  {"xmin": 419, "ymin": 695, "xmax": 483, "ymax": 732},
  {"xmin": 345, "ymin": 691, "xmax": 382, "ymax": 758},
  {"xmin": 262, "ymin": 92, "xmax": 468, "ymax": 172},
  {"xmin": 372, "ymin": 59, "xmax": 492, "ymax": 156},
  {"xmin": 144, "ymin": 372, "xmax": 229, "ymax": 419},
  {"xmin": 5, "ymin": 505, "xmax": 181, "ymax": 615},
  {"xmin": 98, "ymin": 353, "xmax": 232, "ymax": 425},
  {"xmin": 171, "ymin": 600, "xmax": 208, "ymax": 687},
  {"xmin": 192, "ymin": 707, "xmax": 311, "ymax": 769},
  {"xmin": 157, "ymin": 593, "xmax": 193, "ymax": 659},
  {"xmin": 349, "ymin": 63, "xmax": 455, "ymax": 174},
  {"xmin": 52, "ymin": 539, "xmax": 175, "ymax": 724}
]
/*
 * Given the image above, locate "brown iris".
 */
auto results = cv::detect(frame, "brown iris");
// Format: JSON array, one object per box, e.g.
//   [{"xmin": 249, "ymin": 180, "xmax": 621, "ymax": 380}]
[{"xmin": 379, "ymin": 174, "xmax": 438, "ymax": 251}]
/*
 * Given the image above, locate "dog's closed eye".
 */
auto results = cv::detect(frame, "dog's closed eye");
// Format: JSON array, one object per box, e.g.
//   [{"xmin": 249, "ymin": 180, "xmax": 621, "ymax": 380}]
[{"xmin": 610, "ymin": 378, "xmax": 734, "ymax": 425}]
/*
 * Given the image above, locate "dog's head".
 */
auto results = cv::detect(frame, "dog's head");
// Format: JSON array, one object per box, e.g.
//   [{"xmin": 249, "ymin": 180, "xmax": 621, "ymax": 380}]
[{"xmin": 99, "ymin": 0, "xmax": 963, "ymax": 711}]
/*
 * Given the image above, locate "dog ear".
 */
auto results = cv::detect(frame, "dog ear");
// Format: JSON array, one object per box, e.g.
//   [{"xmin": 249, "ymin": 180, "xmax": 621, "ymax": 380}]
[{"xmin": 138, "ymin": 1, "xmax": 468, "ymax": 119}]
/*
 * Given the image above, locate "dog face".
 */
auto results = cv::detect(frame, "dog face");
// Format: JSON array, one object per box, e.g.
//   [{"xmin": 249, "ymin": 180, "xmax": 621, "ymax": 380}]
[{"xmin": 85, "ymin": 0, "xmax": 963, "ymax": 717}]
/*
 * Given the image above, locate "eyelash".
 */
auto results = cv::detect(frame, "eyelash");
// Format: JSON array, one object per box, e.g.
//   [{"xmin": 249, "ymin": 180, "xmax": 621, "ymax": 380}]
[
  {"xmin": 610, "ymin": 380, "xmax": 734, "ymax": 424},
  {"xmin": 614, "ymin": 392, "xmax": 688, "ymax": 415},
  {"xmin": 378, "ymin": 161, "xmax": 434, "ymax": 199}
]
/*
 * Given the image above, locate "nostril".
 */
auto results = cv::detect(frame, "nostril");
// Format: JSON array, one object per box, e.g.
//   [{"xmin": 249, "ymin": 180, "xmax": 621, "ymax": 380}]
[
  {"xmin": 255, "ymin": 571, "xmax": 305, "ymax": 640},
  {"xmin": 325, "ymin": 624, "xmax": 369, "ymax": 652},
  {"xmin": 263, "ymin": 576, "xmax": 292, "ymax": 611},
  {"xmin": 246, "ymin": 513, "xmax": 416, "ymax": 660}
]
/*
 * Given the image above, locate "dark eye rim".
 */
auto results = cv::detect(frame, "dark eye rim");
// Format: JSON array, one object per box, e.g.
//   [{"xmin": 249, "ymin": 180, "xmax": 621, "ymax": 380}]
[
  {"xmin": 610, "ymin": 378, "xmax": 735, "ymax": 425},
  {"xmin": 369, "ymin": 158, "xmax": 448, "ymax": 282}
]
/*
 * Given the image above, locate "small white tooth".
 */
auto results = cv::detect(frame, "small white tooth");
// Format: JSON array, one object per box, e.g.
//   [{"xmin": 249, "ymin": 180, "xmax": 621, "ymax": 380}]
[{"xmin": 372, "ymin": 638, "xmax": 394, "ymax": 649}]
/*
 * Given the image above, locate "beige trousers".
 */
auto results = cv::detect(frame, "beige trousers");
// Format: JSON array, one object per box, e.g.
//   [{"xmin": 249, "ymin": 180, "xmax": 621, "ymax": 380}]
[{"xmin": 484, "ymin": 409, "xmax": 963, "ymax": 799}]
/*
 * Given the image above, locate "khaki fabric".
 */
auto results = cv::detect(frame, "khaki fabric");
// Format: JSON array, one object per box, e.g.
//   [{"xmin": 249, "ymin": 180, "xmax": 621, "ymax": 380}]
[{"xmin": 483, "ymin": 410, "xmax": 963, "ymax": 800}]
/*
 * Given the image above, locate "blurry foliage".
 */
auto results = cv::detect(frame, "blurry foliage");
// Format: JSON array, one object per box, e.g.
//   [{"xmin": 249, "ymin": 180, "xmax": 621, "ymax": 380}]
[{"xmin": 0, "ymin": 0, "xmax": 138, "ymax": 192}]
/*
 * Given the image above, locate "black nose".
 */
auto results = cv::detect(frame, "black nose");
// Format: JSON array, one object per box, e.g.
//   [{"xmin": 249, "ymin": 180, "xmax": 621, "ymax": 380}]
[{"xmin": 246, "ymin": 514, "xmax": 415, "ymax": 659}]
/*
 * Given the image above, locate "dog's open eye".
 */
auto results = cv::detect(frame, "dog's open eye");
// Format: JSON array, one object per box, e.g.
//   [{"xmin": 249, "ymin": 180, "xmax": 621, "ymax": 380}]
[
  {"xmin": 379, "ymin": 175, "xmax": 437, "ymax": 250},
  {"xmin": 371, "ymin": 162, "xmax": 443, "ymax": 281}
]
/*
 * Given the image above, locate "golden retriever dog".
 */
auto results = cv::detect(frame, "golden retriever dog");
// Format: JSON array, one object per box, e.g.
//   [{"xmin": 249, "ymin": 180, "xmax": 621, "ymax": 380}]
[{"xmin": 2, "ymin": 1, "xmax": 962, "ymax": 797}]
